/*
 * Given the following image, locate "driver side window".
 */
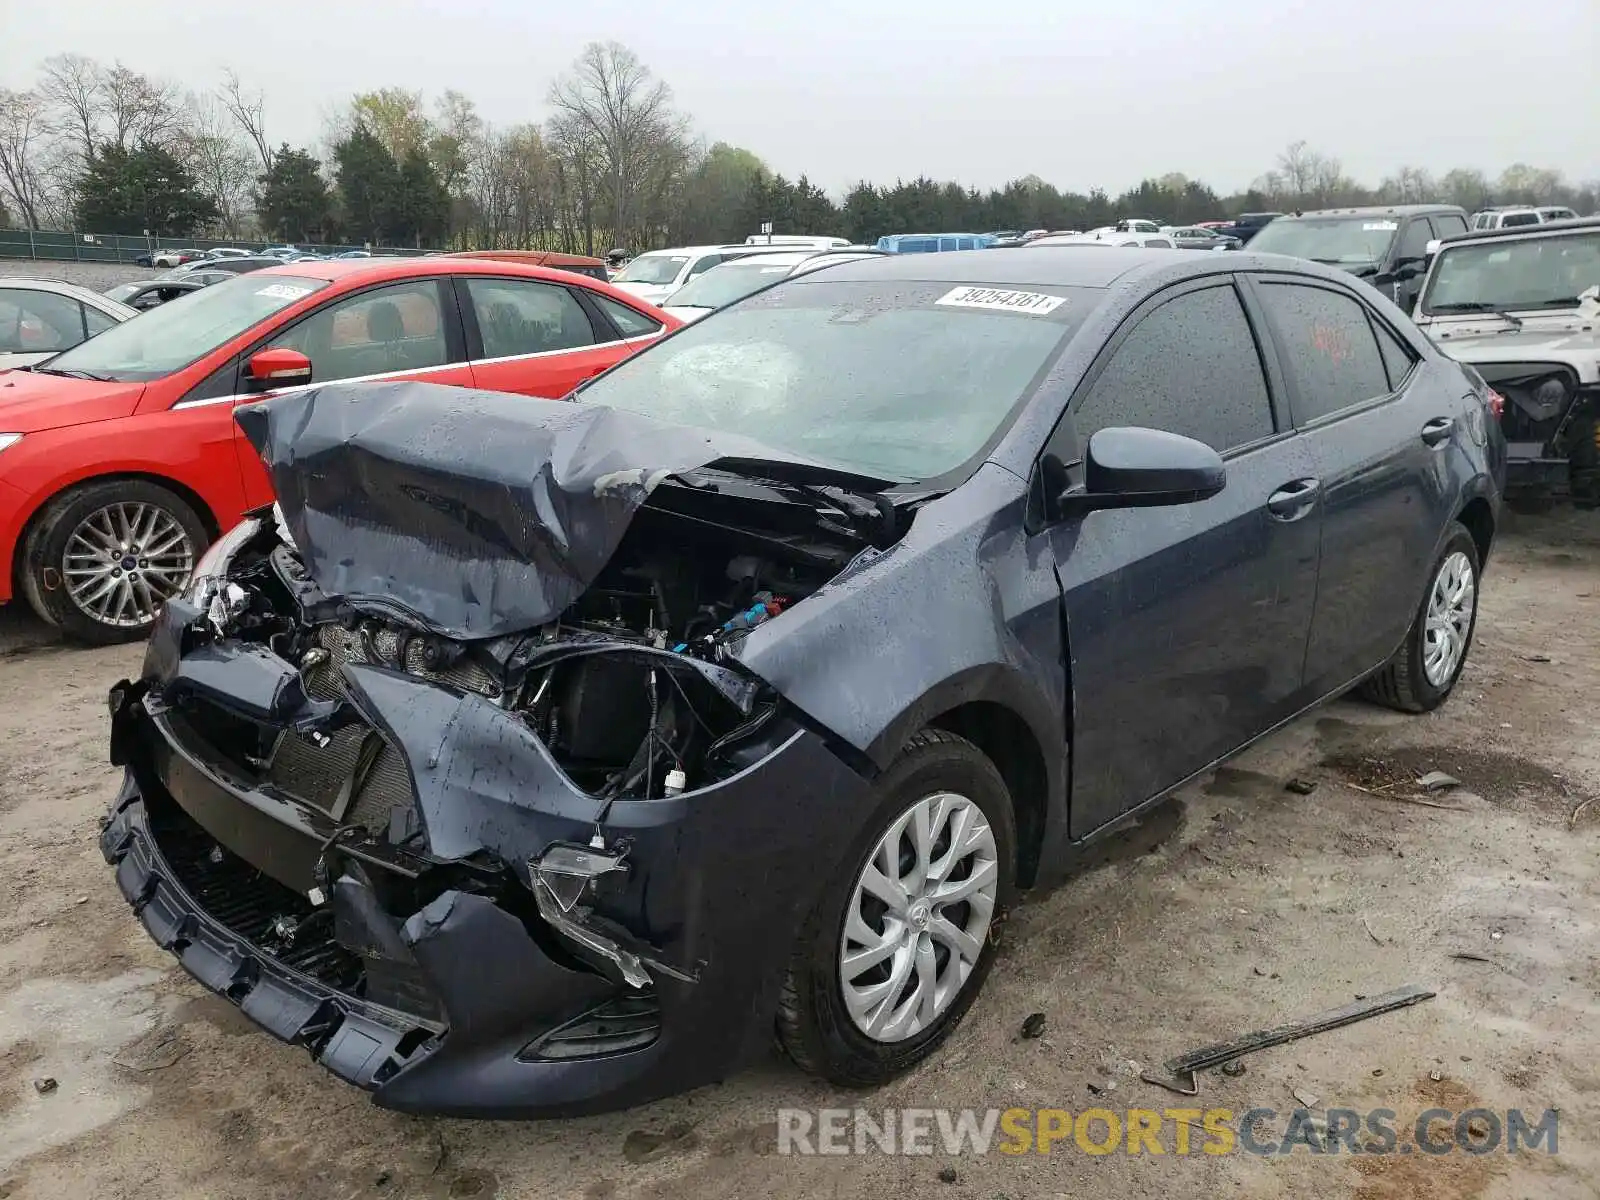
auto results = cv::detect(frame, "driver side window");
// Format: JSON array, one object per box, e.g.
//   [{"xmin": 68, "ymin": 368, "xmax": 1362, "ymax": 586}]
[
  {"xmin": 266, "ymin": 279, "xmax": 448, "ymax": 384},
  {"xmin": 1071, "ymin": 284, "xmax": 1275, "ymax": 454}
]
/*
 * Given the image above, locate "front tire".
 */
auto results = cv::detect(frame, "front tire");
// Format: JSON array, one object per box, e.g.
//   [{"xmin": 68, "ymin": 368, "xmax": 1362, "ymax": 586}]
[
  {"xmin": 1360, "ymin": 523, "xmax": 1481, "ymax": 713},
  {"xmin": 776, "ymin": 729, "xmax": 1017, "ymax": 1087},
  {"xmin": 23, "ymin": 480, "xmax": 208, "ymax": 645}
]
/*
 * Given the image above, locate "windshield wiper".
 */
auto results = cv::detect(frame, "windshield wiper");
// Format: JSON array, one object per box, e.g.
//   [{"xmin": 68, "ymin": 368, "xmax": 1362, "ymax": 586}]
[
  {"xmin": 26, "ymin": 365, "xmax": 115, "ymax": 381},
  {"xmin": 1427, "ymin": 303, "xmax": 1523, "ymax": 329}
]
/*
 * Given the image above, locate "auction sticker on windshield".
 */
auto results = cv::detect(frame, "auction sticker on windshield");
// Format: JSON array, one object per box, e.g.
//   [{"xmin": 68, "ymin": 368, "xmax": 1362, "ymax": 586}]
[
  {"xmin": 1363, "ymin": 222, "xmax": 1399, "ymax": 232},
  {"xmin": 936, "ymin": 286, "xmax": 1066, "ymax": 315},
  {"xmin": 256, "ymin": 283, "xmax": 314, "ymax": 301}
]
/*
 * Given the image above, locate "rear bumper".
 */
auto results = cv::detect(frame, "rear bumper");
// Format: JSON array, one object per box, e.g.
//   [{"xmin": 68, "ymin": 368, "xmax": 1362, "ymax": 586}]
[{"xmin": 102, "ymin": 611, "xmax": 873, "ymax": 1116}]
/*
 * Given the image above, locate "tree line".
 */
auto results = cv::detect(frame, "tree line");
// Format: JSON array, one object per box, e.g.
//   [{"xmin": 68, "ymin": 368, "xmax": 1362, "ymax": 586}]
[{"xmin": 1, "ymin": 44, "xmax": 1595, "ymax": 252}]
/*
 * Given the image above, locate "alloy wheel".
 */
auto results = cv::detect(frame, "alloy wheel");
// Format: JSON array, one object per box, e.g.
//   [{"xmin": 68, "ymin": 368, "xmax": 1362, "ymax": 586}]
[
  {"xmin": 839, "ymin": 791, "xmax": 999, "ymax": 1043},
  {"xmin": 1422, "ymin": 550, "xmax": 1476, "ymax": 687},
  {"xmin": 62, "ymin": 502, "xmax": 195, "ymax": 629}
]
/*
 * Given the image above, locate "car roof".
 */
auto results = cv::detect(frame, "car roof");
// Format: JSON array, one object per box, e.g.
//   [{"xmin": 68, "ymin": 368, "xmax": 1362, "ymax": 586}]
[
  {"xmin": 792, "ymin": 246, "xmax": 1190, "ymax": 289},
  {"xmin": 447, "ymin": 249, "xmax": 607, "ymax": 268},
  {"xmin": 1441, "ymin": 215, "xmax": 1600, "ymax": 246},
  {"xmin": 1283, "ymin": 204, "xmax": 1465, "ymax": 219},
  {"xmin": 252, "ymin": 255, "xmax": 668, "ymax": 312}
]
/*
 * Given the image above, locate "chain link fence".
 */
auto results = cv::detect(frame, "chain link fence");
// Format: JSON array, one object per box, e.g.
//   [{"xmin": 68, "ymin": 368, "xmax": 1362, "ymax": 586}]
[{"xmin": 0, "ymin": 228, "xmax": 431, "ymax": 263}]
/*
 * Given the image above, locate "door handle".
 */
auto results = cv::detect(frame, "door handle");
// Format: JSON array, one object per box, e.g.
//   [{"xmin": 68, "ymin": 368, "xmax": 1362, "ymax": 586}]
[
  {"xmin": 1267, "ymin": 478, "xmax": 1321, "ymax": 520},
  {"xmin": 1421, "ymin": 417, "xmax": 1455, "ymax": 448}
]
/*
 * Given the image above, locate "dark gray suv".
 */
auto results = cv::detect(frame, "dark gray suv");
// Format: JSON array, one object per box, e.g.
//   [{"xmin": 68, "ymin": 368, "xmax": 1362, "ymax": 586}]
[{"xmin": 1247, "ymin": 204, "xmax": 1471, "ymax": 311}]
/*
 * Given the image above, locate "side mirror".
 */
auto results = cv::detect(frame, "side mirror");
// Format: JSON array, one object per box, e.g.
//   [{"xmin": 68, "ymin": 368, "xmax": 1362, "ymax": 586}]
[
  {"xmin": 1059, "ymin": 426, "xmax": 1225, "ymax": 515},
  {"xmin": 245, "ymin": 348, "xmax": 312, "ymax": 391},
  {"xmin": 1424, "ymin": 238, "xmax": 1441, "ymax": 260}
]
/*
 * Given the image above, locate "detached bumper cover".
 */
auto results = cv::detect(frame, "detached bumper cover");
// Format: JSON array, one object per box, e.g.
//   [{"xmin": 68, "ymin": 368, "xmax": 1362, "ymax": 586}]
[{"xmin": 103, "ymin": 646, "xmax": 873, "ymax": 1116}]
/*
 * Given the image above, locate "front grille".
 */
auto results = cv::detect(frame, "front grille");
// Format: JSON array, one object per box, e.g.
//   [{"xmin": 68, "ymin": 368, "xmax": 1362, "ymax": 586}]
[
  {"xmin": 518, "ymin": 993, "xmax": 661, "ymax": 1061},
  {"xmin": 147, "ymin": 794, "xmax": 362, "ymax": 990}
]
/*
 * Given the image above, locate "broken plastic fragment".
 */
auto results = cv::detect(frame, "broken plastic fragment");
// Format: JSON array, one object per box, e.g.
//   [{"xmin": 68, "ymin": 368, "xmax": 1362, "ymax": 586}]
[{"xmin": 530, "ymin": 842, "xmax": 698, "ymax": 989}]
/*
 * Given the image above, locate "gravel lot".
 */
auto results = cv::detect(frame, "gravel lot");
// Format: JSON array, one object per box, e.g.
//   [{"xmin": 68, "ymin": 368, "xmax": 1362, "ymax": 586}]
[
  {"xmin": 1, "ymin": 260, "xmax": 156, "ymax": 293},
  {"xmin": 1, "ymin": 511, "xmax": 1597, "ymax": 1199}
]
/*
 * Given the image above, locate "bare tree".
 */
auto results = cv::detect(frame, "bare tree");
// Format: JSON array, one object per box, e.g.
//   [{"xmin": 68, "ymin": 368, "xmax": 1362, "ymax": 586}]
[
  {"xmin": 101, "ymin": 63, "xmax": 185, "ymax": 153},
  {"xmin": 219, "ymin": 69, "xmax": 272, "ymax": 172},
  {"xmin": 179, "ymin": 94, "xmax": 256, "ymax": 235},
  {"xmin": 0, "ymin": 89, "xmax": 51, "ymax": 227},
  {"xmin": 547, "ymin": 42, "xmax": 689, "ymax": 249},
  {"xmin": 37, "ymin": 54, "xmax": 101, "ymax": 167}
]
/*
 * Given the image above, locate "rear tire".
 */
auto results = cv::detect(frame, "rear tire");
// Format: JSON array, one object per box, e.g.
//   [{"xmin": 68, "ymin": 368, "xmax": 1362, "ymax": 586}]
[
  {"xmin": 1360, "ymin": 523, "xmax": 1480, "ymax": 714},
  {"xmin": 23, "ymin": 480, "xmax": 209, "ymax": 645},
  {"xmin": 775, "ymin": 729, "xmax": 1016, "ymax": 1087}
]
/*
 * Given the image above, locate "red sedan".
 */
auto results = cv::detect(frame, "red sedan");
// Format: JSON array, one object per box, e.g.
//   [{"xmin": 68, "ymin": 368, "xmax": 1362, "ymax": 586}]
[{"xmin": 0, "ymin": 257, "xmax": 680, "ymax": 642}]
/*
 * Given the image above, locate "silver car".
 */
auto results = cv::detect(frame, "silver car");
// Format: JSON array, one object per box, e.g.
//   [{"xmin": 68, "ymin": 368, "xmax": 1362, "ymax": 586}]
[{"xmin": 0, "ymin": 278, "xmax": 136, "ymax": 371}]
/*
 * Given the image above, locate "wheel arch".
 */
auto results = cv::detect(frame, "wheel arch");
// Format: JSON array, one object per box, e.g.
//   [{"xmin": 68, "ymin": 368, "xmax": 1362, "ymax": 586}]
[
  {"xmin": 12, "ymin": 470, "xmax": 222, "ymax": 596},
  {"xmin": 1455, "ymin": 495, "xmax": 1495, "ymax": 570},
  {"xmin": 927, "ymin": 699, "xmax": 1053, "ymax": 888}
]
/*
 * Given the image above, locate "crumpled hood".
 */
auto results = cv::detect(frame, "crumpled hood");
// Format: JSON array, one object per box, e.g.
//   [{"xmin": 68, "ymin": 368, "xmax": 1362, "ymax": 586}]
[{"xmin": 234, "ymin": 380, "xmax": 791, "ymax": 639}]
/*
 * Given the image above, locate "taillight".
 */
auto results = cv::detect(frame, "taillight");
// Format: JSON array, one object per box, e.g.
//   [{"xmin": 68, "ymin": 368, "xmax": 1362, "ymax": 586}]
[{"xmin": 1486, "ymin": 389, "xmax": 1505, "ymax": 420}]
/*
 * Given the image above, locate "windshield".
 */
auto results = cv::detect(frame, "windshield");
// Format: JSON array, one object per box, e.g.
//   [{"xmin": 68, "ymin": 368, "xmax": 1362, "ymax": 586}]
[
  {"xmin": 1422, "ymin": 231, "xmax": 1600, "ymax": 315},
  {"xmin": 577, "ymin": 279, "xmax": 1089, "ymax": 482},
  {"xmin": 614, "ymin": 254, "xmax": 689, "ymax": 285},
  {"xmin": 667, "ymin": 260, "xmax": 796, "ymax": 309},
  {"xmin": 43, "ymin": 272, "xmax": 329, "ymax": 381},
  {"xmin": 1247, "ymin": 217, "xmax": 1399, "ymax": 264}
]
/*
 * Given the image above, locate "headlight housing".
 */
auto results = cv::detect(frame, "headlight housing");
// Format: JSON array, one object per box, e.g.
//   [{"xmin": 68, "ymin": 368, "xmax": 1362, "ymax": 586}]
[{"xmin": 185, "ymin": 516, "xmax": 262, "ymax": 606}]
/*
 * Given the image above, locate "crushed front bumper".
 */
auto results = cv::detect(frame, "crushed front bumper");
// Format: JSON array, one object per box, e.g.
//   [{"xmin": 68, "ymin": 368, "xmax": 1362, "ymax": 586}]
[{"xmin": 102, "ymin": 609, "xmax": 874, "ymax": 1117}]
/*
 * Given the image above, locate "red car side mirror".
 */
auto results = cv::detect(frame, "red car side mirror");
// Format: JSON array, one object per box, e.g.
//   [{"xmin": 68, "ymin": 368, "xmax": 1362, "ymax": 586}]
[{"xmin": 245, "ymin": 348, "xmax": 313, "ymax": 391}]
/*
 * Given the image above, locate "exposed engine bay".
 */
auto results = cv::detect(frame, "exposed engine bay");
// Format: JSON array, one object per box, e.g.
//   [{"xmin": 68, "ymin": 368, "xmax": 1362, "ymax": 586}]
[{"xmin": 202, "ymin": 483, "xmax": 877, "ymax": 811}]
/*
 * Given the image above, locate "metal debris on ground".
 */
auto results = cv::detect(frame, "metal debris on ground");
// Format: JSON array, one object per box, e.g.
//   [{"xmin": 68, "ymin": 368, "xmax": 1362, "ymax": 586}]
[
  {"xmin": 1429, "ymin": 1069, "xmax": 1443, "ymax": 1082},
  {"xmin": 1285, "ymin": 778, "xmax": 1318, "ymax": 795},
  {"xmin": 1140, "ymin": 984, "xmax": 1437, "ymax": 1096},
  {"xmin": 32, "ymin": 1077, "xmax": 57, "ymax": 1095},
  {"xmin": 1490, "ymin": 928, "xmax": 1505, "ymax": 941},
  {"xmin": 1362, "ymin": 918, "xmax": 1383, "ymax": 945},
  {"xmin": 1416, "ymin": 771, "xmax": 1460, "ymax": 792},
  {"xmin": 1019, "ymin": 1012, "xmax": 1046, "ymax": 1039},
  {"xmin": 1087, "ymin": 1080, "xmax": 1117, "ymax": 1096},
  {"xmin": 1570, "ymin": 797, "xmax": 1596, "ymax": 829},
  {"xmin": 1521, "ymin": 654, "xmax": 1552, "ymax": 663},
  {"xmin": 1220, "ymin": 1060, "xmax": 1247, "ymax": 1077}
]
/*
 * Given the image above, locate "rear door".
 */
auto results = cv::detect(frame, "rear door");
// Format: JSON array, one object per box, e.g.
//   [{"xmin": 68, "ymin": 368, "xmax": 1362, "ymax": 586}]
[
  {"xmin": 457, "ymin": 275, "xmax": 657, "ymax": 398},
  {"xmin": 1045, "ymin": 277, "xmax": 1323, "ymax": 837},
  {"xmin": 1244, "ymin": 274, "xmax": 1452, "ymax": 695}
]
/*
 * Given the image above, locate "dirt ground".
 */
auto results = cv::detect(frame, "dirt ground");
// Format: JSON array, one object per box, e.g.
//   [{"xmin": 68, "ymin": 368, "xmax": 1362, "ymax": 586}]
[
  {"xmin": 7, "ymin": 260, "xmax": 154, "ymax": 293},
  {"xmin": 1, "ymin": 509, "xmax": 1597, "ymax": 1200}
]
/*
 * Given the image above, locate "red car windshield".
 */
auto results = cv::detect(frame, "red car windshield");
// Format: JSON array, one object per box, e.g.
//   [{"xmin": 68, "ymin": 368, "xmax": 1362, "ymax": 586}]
[{"xmin": 41, "ymin": 272, "xmax": 330, "ymax": 382}]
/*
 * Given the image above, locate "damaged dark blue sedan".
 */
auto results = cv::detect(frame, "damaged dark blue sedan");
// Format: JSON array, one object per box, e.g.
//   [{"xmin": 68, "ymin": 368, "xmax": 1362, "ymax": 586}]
[{"xmin": 101, "ymin": 248, "xmax": 1505, "ymax": 1117}]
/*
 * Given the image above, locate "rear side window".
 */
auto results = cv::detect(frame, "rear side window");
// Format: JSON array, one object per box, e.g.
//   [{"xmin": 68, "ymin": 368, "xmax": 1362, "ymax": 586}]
[
  {"xmin": 464, "ymin": 277, "xmax": 597, "ymax": 357},
  {"xmin": 1503, "ymin": 212, "xmax": 1540, "ymax": 228},
  {"xmin": 1433, "ymin": 214, "xmax": 1468, "ymax": 238},
  {"xmin": 1073, "ymin": 284, "xmax": 1274, "ymax": 454},
  {"xmin": 1258, "ymin": 283, "xmax": 1392, "ymax": 422},
  {"xmin": 1372, "ymin": 318, "xmax": 1418, "ymax": 390},
  {"xmin": 83, "ymin": 305, "xmax": 119, "ymax": 335},
  {"xmin": 591, "ymin": 294, "xmax": 663, "ymax": 338}
]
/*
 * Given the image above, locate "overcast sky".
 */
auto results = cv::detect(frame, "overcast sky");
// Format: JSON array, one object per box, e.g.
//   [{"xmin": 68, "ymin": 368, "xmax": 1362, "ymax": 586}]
[{"xmin": 3, "ymin": 0, "xmax": 1596, "ymax": 196}]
